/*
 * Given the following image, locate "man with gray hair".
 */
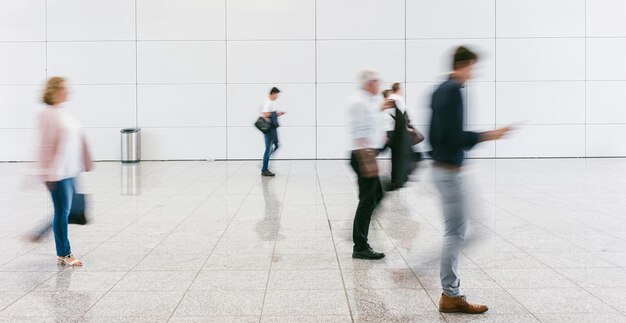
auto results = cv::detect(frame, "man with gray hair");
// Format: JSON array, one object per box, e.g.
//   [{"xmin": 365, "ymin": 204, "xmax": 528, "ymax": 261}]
[{"xmin": 347, "ymin": 70, "xmax": 393, "ymax": 259}]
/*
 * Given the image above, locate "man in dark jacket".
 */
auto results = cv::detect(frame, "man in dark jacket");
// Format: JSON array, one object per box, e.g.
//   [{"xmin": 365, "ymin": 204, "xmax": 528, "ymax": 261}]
[{"xmin": 430, "ymin": 46, "xmax": 510, "ymax": 314}]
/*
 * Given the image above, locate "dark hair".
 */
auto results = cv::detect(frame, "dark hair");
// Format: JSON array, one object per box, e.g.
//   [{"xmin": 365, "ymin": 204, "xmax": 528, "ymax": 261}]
[
  {"xmin": 269, "ymin": 87, "xmax": 281, "ymax": 95},
  {"xmin": 382, "ymin": 89, "xmax": 391, "ymax": 98},
  {"xmin": 453, "ymin": 46, "xmax": 478, "ymax": 70},
  {"xmin": 391, "ymin": 82, "xmax": 401, "ymax": 93}
]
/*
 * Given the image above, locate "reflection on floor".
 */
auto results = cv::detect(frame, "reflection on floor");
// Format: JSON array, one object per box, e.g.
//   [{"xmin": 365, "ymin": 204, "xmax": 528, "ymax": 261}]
[{"xmin": 0, "ymin": 159, "xmax": 625, "ymax": 322}]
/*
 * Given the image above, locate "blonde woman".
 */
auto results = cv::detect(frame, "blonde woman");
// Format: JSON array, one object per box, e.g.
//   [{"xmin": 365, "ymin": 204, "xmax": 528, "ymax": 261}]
[{"xmin": 37, "ymin": 77, "xmax": 92, "ymax": 266}]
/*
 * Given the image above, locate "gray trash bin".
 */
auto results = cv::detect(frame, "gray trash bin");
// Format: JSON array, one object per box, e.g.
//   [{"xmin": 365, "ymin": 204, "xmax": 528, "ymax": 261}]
[{"xmin": 121, "ymin": 128, "xmax": 141, "ymax": 163}]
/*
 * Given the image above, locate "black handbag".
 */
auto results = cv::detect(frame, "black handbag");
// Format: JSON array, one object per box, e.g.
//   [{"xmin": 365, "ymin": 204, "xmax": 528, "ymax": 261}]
[
  {"xmin": 254, "ymin": 116, "xmax": 272, "ymax": 133},
  {"xmin": 69, "ymin": 193, "xmax": 88, "ymax": 225}
]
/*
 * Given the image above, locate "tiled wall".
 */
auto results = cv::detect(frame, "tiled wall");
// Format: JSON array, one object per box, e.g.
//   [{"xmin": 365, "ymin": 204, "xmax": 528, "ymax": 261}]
[{"xmin": 1, "ymin": 0, "xmax": 625, "ymax": 161}]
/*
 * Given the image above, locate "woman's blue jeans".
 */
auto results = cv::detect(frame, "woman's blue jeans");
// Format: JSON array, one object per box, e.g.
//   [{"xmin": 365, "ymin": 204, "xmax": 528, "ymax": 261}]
[{"xmin": 47, "ymin": 178, "xmax": 74, "ymax": 257}]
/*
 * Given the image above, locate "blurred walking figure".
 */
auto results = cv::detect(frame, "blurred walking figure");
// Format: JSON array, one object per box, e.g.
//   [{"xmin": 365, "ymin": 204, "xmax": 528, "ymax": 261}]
[
  {"xmin": 381, "ymin": 82, "xmax": 424, "ymax": 190},
  {"xmin": 260, "ymin": 87, "xmax": 285, "ymax": 177},
  {"xmin": 348, "ymin": 70, "xmax": 393, "ymax": 260},
  {"xmin": 35, "ymin": 77, "xmax": 92, "ymax": 266},
  {"xmin": 429, "ymin": 47, "xmax": 510, "ymax": 313},
  {"xmin": 383, "ymin": 82, "xmax": 406, "ymax": 134}
]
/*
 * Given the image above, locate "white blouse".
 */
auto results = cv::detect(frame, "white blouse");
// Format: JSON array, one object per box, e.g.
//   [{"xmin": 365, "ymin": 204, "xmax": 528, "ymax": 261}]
[{"xmin": 55, "ymin": 108, "xmax": 84, "ymax": 180}]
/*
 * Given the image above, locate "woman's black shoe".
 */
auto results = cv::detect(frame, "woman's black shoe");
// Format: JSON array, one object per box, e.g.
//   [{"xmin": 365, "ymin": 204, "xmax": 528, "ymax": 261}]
[{"xmin": 262, "ymin": 171, "xmax": 276, "ymax": 177}]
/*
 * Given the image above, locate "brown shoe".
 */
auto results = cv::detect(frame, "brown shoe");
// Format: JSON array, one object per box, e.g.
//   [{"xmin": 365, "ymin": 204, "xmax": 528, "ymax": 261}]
[{"xmin": 439, "ymin": 293, "xmax": 488, "ymax": 314}]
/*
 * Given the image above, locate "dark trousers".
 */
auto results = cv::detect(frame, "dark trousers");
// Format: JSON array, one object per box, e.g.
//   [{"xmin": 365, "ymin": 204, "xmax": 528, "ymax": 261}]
[{"xmin": 350, "ymin": 152, "xmax": 384, "ymax": 252}]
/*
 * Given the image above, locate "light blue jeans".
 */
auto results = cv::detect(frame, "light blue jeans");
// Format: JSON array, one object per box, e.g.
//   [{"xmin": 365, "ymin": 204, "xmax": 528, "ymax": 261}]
[{"xmin": 432, "ymin": 166, "xmax": 468, "ymax": 297}]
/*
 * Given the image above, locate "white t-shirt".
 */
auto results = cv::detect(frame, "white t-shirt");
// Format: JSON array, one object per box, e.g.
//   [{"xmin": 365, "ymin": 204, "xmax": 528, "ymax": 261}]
[
  {"xmin": 56, "ymin": 108, "xmax": 84, "ymax": 180},
  {"xmin": 261, "ymin": 97, "xmax": 277, "ymax": 114},
  {"xmin": 384, "ymin": 93, "xmax": 407, "ymax": 131},
  {"xmin": 348, "ymin": 89, "xmax": 386, "ymax": 150}
]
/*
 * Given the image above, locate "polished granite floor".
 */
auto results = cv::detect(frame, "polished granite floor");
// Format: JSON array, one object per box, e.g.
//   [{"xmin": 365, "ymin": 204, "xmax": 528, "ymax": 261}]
[{"xmin": 1, "ymin": 159, "xmax": 626, "ymax": 322}]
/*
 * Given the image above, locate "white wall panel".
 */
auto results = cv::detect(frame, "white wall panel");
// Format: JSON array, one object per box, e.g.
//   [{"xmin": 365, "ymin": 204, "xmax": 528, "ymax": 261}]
[
  {"xmin": 0, "ymin": 86, "xmax": 44, "ymax": 128},
  {"xmin": 467, "ymin": 82, "xmax": 495, "ymax": 125},
  {"xmin": 496, "ymin": 0, "xmax": 585, "ymax": 38},
  {"xmin": 316, "ymin": 127, "xmax": 351, "ymax": 159},
  {"xmin": 227, "ymin": 0, "xmax": 314, "ymax": 40},
  {"xmin": 83, "ymin": 128, "xmax": 122, "ymax": 161},
  {"xmin": 405, "ymin": 83, "xmax": 436, "ymax": 127},
  {"xmin": 587, "ymin": 39, "xmax": 626, "ymax": 81},
  {"xmin": 137, "ymin": 41, "xmax": 225, "ymax": 84},
  {"xmin": 0, "ymin": 129, "xmax": 37, "ymax": 161},
  {"xmin": 317, "ymin": 40, "xmax": 405, "ymax": 83},
  {"xmin": 142, "ymin": 127, "xmax": 226, "ymax": 160},
  {"xmin": 271, "ymin": 127, "xmax": 316, "ymax": 159},
  {"xmin": 137, "ymin": 0, "xmax": 225, "ymax": 40},
  {"xmin": 407, "ymin": 39, "xmax": 495, "ymax": 83},
  {"xmin": 586, "ymin": 82, "xmax": 626, "ymax": 124},
  {"xmin": 587, "ymin": 0, "xmax": 626, "ymax": 37},
  {"xmin": 66, "ymin": 85, "xmax": 136, "ymax": 128},
  {"xmin": 138, "ymin": 84, "xmax": 225, "ymax": 127},
  {"xmin": 316, "ymin": 83, "xmax": 359, "ymax": 127},
  {"xmin": 47, "ymin": 0, "xmax": 135, "ymax": 41},
  {"xmin": 0, "ymin": 42, "xmax": 46, "ymax": 85},
  {"xmin": 496, "ymin": 39, "xmax": 585, "ymax": 81},
  {"xmin": 496, "ymin": 125, "xmax": 585, "ymax": 158},
  {"xmin": 496, "ymin": 82, "xmax": 585, "ymax": 125},
  {"xmin": 3, "ymin": 0, "xmax": 626, "ymax": 160},
  {"xmin": 227, "ymin": 84, "xmax": 315, "ymax": 127},
  {"xmin": 47, "ymin": 42, "xmax": 136, "ymax": 84},
  {"xmin": 586, "ymin": 125, "xmax": 626, "ymax": 157},
  {"xmin": 0, "ymin": 0, "xmax": 45, "ymax": 41},
  {"xmin": 407, "ymin": 0, "xmax": 495, "ymax": 39},
  {"xmin": 316, "ymin": 0, "xmax": 404, "ymax": 40},
  {"xmin": 227, "ymin": 127, "xmax": 264, "ymax": 160},
  {"xmin": 227, "ymin": 41, "xmax": 315, "ymax": 83}
]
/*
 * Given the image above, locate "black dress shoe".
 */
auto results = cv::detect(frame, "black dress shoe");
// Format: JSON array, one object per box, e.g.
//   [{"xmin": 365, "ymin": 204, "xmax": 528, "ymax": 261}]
[
  {"xmin": 352, "ymin": 248, "xmax": 385, "ymax": 260},
  {"xmin": 261, "ymin": 171, "xmax": 276, "ymax": 177}
]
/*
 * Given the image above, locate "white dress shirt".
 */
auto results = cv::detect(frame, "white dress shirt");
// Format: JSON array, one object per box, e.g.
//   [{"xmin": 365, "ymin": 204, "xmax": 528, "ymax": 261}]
[{"xmin": 348, "ymin": 89, "xmax": 386, "ymax": 150}]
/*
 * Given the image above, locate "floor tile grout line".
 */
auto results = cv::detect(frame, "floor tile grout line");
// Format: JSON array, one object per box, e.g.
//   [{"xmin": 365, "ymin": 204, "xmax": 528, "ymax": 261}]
[
  {"xmin": 486, "ymin": 180, "xmax": 626, "ymax": 252},
  {"xmin": 74, "ymin": 162, "xmax": 233, "ymax": 320},
  {"xmin": 165, "ymin": 161, "xmax": 261, "ymax": 322},
  {"xmin": 0, "ymin": 162, "xmax": 203, "ymax": 314},
  {"xmin": 3, "ymin": 160, "xmax": 626, "ymax": 319},
  {"xmin": 315, "ymin": 159, "xmax": 356, "ymax": 322},
  {"xmin": 375, "ymin": 175, "xmax": 480, "ymax": 321},
  {"xmin": 258, "ymin": 161, "xmax": 293, "ymax": 319},
  {"xmin": 373, "ymin": 201, "xmax": 446, "ymax": 319},
  {"xmin": 502, "ymin": 163, "xmax": 626, "ymax": 244},
  {"xmin": 0, "ymin": 180, "xmax": 123, "ymax": 268},
  {"xmin": 397, "ymin": 167, "xmax": 542, "ymax": 319},
  {"xmin": 452, "ymin": 184, "xmax": 624, "ymax": 316}
]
